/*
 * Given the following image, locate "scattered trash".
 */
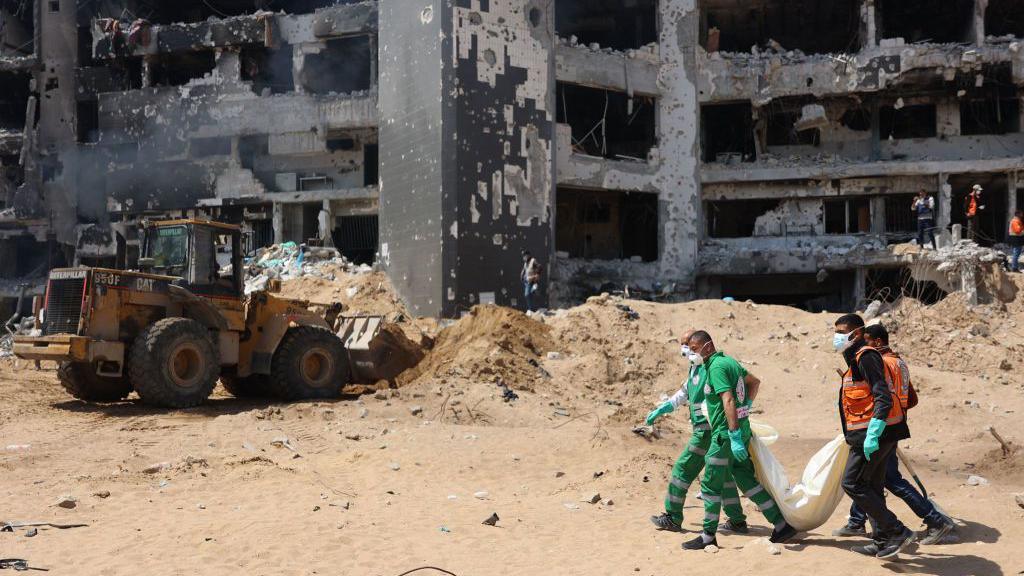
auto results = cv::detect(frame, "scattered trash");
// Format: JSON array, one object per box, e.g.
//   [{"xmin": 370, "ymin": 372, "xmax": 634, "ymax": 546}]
[
  {"xmin": 966, "ymin": 475, "xmax": 989, "ymax": 486},
  {"xmin": 24, "ymin": 528, "xmax": 37, "ymax": 538},
  {"xmin": 54, "ymin": 496, "xmax": 77, "ymax": 510},
  {"xmin": 142, "ymin": 462, "xmax": 171, "ymax": 474},
  {"xmin": 244, "ymin": 242, "xmax": 371, "ymax": 294},
  {"xmin": 500, "ymin": 384, "xmax": 519, "ymax": 403},
  {"xmin": 270, "ymin": 437, "xmax": 297, "ymax": 452},
  {"xmin": 389, "ymin": 462, "xmax": 401, "ymax": 471},
  {"xmin": 329, "ymin": 500, "xmax": 351, "ymax": 510},
  {"xmin": 631, "ymin": 425, "xmax": 660, "ymax": 440},
  {"xmin": 481, "ymin": 513, "xmax": 499, "ymax": 526},
  {"xmin": 440, "ymin": 526, "xmax": 451, "ymax": 533},
  {"xmin": 1, "ymin": 521, "xmax": 89, "ymax": 532},
  {"xmin": 592, "ymin": 471, "xmax": 604, "ymax": 479},
  {"xmin": 4, "ymin": 445, "xmax": 30, "ymax": 452},
  {"xmin": 410, "ymin": 406, "xmax": 423, "ymax": 416},
  {"xmin": 615, "ymin": 303, "xmax": 640, "ymax": 320},
  {"xmin": 582, "ymin": 492, "xmax": 601, "ymax": 504},
  {"xmin": 554, "ymin": 471, "xmax": 565, "ymax": 478},
  {"xmin": 553, "ymin": 408, "xmax": 570, "ymax": 417},
  {"xmin": 1014, "ymin": 493, "xmax": 1024, "ymax": 510},
  {"xmin": 93, "ymin": 491, "xmax": 110, "ymax": 499},
  {"xmin": 704, "ymin": 544, "xmax": 720, "ymax": 554},
  {"xmin": 563, "ymin": 502, "xmax": 580, "ymax": 510},
  {"xmin": 473, "ymin": 491, "xmax": 489, "ymax": 500},
  {"xmin": 546, "ymin": 351, "xmax": 562, "ymax": 361}
]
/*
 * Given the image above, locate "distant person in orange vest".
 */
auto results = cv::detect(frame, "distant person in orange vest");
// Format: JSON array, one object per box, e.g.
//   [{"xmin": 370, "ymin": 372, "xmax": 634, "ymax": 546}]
[
  {"xmin": 833, "ymin": 313, "xmax": 915, "ymax": 558},
  {"xmin": 1008, "ymin": 210, "xmax": 1024, "ymax": 272},
  {"xmin": 833, "ymin": 324, "xmax": 955, "ymax": 545},
  {"xmin": 964, "ymin": 184, "xmax": 984, "ymax": 241}
]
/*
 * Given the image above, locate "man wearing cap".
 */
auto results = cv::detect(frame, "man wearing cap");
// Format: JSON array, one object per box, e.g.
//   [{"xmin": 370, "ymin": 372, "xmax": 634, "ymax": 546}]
[{"xmin": 964, "ymin": 184, "xmax": 985, "ymax": 242}]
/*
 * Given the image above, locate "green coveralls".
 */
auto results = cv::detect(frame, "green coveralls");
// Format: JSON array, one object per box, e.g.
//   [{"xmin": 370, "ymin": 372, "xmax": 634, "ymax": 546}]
[
  {"xmin": 664, "ymin": 365, "xmax": 747, "ymax": 525},
  {"xmin": 699, "ymin": 351, "xmax": 787, "ymax": 535}
]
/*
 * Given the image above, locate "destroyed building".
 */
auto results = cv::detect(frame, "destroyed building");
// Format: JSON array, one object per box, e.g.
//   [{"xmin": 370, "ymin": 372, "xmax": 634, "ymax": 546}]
[{"xmin": 2, "ymin": 0, "xmax": 1023, "ymax": 318}]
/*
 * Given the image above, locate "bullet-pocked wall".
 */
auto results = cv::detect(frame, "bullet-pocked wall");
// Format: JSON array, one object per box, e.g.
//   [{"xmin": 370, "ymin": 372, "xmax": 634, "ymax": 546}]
[
  {"xmin": 378, "ymin": 0, "xmax": 448, "ymax": 316},
  {"xmin": 446, "ymin": 0, "xmax": 554, "ymax": 315}
]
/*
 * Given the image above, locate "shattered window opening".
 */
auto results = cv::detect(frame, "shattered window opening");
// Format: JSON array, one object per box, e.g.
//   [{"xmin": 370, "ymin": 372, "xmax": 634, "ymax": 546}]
[
  {"xmin": 879, "ymin": 104, "xmax": 936, "ymax": 140},
  {"xmin": 148, "ymin": 50, "xmax": 216, "ymax": 87},
  {"xmin": 701, "ymin": 0, "xmax": 860, "ymax": 54},
  {"xmin": 878, "ymin": 0, "xmax": 974, "ymax": 44},
  {"xmin": 985, "ymin": 0, "xmax": 1024, "ymax": 38},
  {"xmin": 299, "ymin": 35, "xmax": 373, "ymax": 96},
  {"xmin": 556, "ymin": 187, "xmax": 658, "ymax": 262},
  {"xmin": 241, "ymin": 44, "xmax": 295, "ymax": 95},
  {"xmin": 555, "ymin": 0, "xmax": 657, "ymax": 51},
  {"xmin": 824, "ymin": 197, "xmax": 870, "ymax": 235},
  {"xmin": 0, "ymin": 0, "xmax": 35, "ymax": 56},
  {"xmin": 557, "ymin": 82, "xmax": 657, "ymax": 161},
  {"xmin": 705, "ymin": 199, "xmax": 780, "ymax": 238},
  {"xmin": 701, "ymin": 102, "xmax": 755, "ymax": 163},
  {"xmin": 883, "ymin": 193, "xmax": 919, "ymax": 235}
]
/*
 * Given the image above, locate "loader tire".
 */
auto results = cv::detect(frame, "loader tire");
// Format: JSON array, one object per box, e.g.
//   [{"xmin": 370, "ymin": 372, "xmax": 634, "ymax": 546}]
[
  {"xmin": 57, "ymin": 361, "xmax": 132, "ymax": 402},
  {"xmin": 268, "ymin": 325, "xmax": 347, "ymax": 401},
  {"xmin": 130, "ymin": 318, "xmax": 219, "ymax": 408},
  {"xmin": 220, "ymin": 374, "xmax": 271, "ymax": 398}
]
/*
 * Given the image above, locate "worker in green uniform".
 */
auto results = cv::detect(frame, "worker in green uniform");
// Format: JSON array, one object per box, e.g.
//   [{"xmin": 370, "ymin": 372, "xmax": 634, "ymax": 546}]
[
  {"xmin": 647, "ymin": 329, "xmax": 749, "ymax": 533},
  {"xmin": 682, "ymin": 330, "xmax": 798, "ymax": 550}
]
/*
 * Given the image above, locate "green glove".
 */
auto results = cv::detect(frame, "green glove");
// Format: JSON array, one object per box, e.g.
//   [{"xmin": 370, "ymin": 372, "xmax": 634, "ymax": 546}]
[
  {"xmin": 864, "ymin": 418, "xmax": 886, "ymax": 460},
  {"xmin": 645, "ymin": 401, "xmax": 674, "ymax": 425},
  {"xmin": 728, "ymin": 429, "xmax": 749, "ymax": 462}
]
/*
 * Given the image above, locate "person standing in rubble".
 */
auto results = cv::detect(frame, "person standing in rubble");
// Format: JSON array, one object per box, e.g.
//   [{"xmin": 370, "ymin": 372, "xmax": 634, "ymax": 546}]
[
  {"xmin": 832, "ymin": 314, "xmax": 916, "ymax": 558},
  {"xmin": 521, "ymin": 250, "xmax": 542, "ymax": 312},
  {"xmin": 833, "ymin": 323, "xmax": 956, "ymax": 545},
  {"xmin": 911, "ymin": 189, "xmax": 937, "ymax": 249},
  {"xmin": 681, "ymin": 330, "xmax": 797, "ymax": 550},
  {"xmin": 1008, "ymin": 210, "xmax": 1023, "ymax": 272},
  {"xmin": 646, "ymin": 329, "xmax": 749, "ymax": 534},
  {"xmin": 964, "ymin": 184, "xmax": 985, "ymax": 241}
]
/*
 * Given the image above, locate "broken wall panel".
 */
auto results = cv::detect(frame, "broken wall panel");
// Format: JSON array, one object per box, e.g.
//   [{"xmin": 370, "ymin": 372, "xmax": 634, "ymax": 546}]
[{"xmin": 701, "ymin": 0, "xmax": 860, "ymax": 54}]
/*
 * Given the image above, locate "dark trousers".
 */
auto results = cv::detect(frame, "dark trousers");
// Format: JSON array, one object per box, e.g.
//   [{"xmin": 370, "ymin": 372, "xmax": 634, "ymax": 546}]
[
  {"xmin": 848, "ymin": 451, "xmax": 944, "ymax": 529},
  {"xmin": 917, "ymin": 218, "xmax": 936, "ymax": 249},
  {"xmin": 842, "ymin": 440, "xmax": 905, "ymax": 541},
  {"xmin": 967, "ymin": 215, "xmax": 979, "ymax": 241}
]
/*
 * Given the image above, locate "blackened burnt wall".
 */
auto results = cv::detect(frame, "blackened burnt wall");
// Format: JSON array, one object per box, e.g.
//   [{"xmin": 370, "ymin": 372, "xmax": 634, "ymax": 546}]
[{"xmin": 446, "ymin": 0, "xmax": 554, "ymax": 315}]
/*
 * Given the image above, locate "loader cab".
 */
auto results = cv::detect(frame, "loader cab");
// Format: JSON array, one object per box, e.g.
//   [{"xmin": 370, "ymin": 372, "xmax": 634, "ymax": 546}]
[{"xmin": 138, "ymin": 220, "xmax": 243, "ymax": 298}]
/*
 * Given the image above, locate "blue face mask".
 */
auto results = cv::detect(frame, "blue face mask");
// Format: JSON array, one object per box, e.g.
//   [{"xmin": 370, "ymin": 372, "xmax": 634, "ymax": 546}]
[{"xmin": 833, "ymin": 330, "xmax": 856, "ymax": 352}]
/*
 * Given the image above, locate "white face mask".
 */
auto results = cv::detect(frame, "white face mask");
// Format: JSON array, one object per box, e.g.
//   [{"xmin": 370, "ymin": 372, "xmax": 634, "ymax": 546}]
[
  {"xmin": 832, "ymin": 329, "xmax": 857, "ymax": 352},
  {"xmin": 688, "ymin": 341, "xmax": 711, "ymax": 365}
]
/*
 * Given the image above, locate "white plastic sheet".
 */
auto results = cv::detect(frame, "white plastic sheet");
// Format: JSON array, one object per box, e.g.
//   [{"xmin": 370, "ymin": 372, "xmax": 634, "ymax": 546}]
[{"xmin": 749, "ymin": 423, "xmax": 850, "ymax": 532}]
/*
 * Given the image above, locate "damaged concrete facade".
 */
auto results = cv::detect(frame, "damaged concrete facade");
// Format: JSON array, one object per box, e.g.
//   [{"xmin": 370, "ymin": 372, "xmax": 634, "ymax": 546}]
[{"xmin": 4, "ymin": 0, "xmax": 1024, "ymax": 317}]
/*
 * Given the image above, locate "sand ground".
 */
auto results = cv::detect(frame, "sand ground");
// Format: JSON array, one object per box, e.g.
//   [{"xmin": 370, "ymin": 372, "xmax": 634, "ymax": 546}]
[{"xmin": 1, "ymin": 295, "xmax": 1022, "ymax": 576}]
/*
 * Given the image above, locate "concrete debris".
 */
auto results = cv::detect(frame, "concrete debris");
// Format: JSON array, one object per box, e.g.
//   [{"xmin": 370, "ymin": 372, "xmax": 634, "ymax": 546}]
[
  {"xmin": 582, "ymin": 492, "xmax": 601, "ymax": 504},
  {"xmin": 244, "ymin": 242, "xmax": 372, "ymax": 295},
  {"xmin": 966, "ymin": 475, "xmax": 989, "ymax": 486},
  {"xmin": 54, "ymin": 495, "xmax": 78, "ymax": 509},
  {"xmin": 482, "ymin": 513, "xmax": 499, "ymax": 526}
]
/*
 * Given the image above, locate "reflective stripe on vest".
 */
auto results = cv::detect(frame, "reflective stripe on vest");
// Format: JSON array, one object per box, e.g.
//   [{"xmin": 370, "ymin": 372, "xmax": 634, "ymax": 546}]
[
  {"xmin": 842, "ymin": 346, "xmax": 904, "ymax": 430},
  {"xmin": 881, "ymin": 352, "xmax": 911, "ymax": 411}
]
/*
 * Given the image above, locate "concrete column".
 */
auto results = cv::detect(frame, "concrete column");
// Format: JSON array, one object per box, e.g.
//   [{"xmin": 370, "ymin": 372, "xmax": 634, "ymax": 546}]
[
  {"xmin": 860, "ymin": 0, "xmax": 877, "ymax": 49},
  {"xmin": 937, "ymin": 173, "xmax": 952, "ymax": 230},
  {"xmin": 853, "ymin": 267, "xmax": 867, "ymax": 309},
  {"xmin": 272, "ymin": 202, "xmax": 284, "ymax": 245},
  {"xmin": 870, "ymin": 196, "xmax": 886, "ymax": 234},
  {"xmin": 1008, "ymin": 171, "xmax": 1018, "ymax": 218},
  {"xmin": 960, "ymin": 265, "xmax": 978, "ymax": 305},
  {"xmin": 972, "ymin": 0, "xmax": 987, "ymax": 46}
]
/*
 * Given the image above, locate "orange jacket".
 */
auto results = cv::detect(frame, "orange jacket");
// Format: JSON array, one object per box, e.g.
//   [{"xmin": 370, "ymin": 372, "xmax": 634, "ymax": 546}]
[
  {"xmin": 841, "ymin": 347, "xmax": 905, "ymax": 430},
  {"xmin": 1010, "ymin": 217, "xmax": 1024, "ymax": 237},
  {"xmin": 967, "ymin": 194, "xmax": 978, "ymax": 217},
  {"xmin": 880, "ymin": 350, "xmax": 916, "ymax": 410}
]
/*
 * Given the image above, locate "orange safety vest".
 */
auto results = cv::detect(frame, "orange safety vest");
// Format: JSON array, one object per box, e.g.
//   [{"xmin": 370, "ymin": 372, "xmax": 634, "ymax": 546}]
[
  {"xmin": 841, "ymin": 346, "xmax": 905, "ymax": 431},
  {"xmin": 1010, "ymin": 217, "xmax": 1024, "ymax": 237},
  {"xmin": 967, "ymin": 194, "xmax": 978, "ymax": 217},
  {"xmin": 880, "ymin": 350, "xmax": 913, "ymax": 411}
]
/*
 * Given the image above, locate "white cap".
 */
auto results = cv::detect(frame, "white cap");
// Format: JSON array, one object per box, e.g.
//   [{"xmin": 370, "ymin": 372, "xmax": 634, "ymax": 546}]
[{"xmin": 972, "ymin": 184, "xmax": 983, "ymax": 191}]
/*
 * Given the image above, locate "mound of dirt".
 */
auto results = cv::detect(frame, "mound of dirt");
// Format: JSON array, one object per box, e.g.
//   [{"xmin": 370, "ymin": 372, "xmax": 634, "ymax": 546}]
[
  {"xmin": 278, "ymin": 269, "xmax": 438, "ymax": 341},
  {"xmin": 398, "ymin": 305, "xmax": 554, "ymax": 391},
  {"xmin": 884, "ymin": 293, "xmax": 1024, "ymax": 379}
]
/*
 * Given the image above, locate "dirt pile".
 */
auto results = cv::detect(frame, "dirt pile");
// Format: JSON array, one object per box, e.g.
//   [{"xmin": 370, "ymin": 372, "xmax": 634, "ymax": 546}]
[
  {"xmin": 279, "ymin": 269, "xmax": 438, "ymax": 340},
  {"xmin": 399, "ymin": 305, "xmax": 554, "ymax": 391},
  {"xmin": 884, "ymin": 292, "xmax": 1024, "ymax": 380}
]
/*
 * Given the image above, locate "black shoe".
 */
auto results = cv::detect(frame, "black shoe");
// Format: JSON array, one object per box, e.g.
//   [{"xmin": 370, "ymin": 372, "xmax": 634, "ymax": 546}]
[
  {"xmin": 832, "ymin": 522, "xmax": 867, "ymax": 537},
  {"xmin": 918, "ymin": 518, "xmax": 955, "ymax": 545},
  {"xmin": 719, "ymin": 519, "xmax": 749, "ymax": 534},
  {"xmin": 851, "ymin": 542, "xmax": 880, "ymax": 556},
  {"xmin": 876, "ymin": 527, "xmax": 915, "ymax": 559},
  {"xmin": 650, "ymin": 513, "xmax": 682, "ymax": 532},
  {"xmin": 682, "ymin": 533, "xmax": 718, "ymax": 550},
  {"xmin": 769, "ymin": 522, "xmax": 798, "ymax": 544}
]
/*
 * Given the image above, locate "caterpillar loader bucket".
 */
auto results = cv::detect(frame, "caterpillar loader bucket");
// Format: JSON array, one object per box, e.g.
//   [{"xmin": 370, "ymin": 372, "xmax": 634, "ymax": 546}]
[{"xmin": 337, "ymin": 315, "xmax": 425, "ymax": 384}]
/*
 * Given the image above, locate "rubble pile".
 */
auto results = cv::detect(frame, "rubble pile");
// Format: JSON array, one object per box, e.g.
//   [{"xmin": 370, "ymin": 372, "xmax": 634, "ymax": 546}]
[{"xmin": 244, "ymin": 242, "xmax": 372, "ymax": 294}]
